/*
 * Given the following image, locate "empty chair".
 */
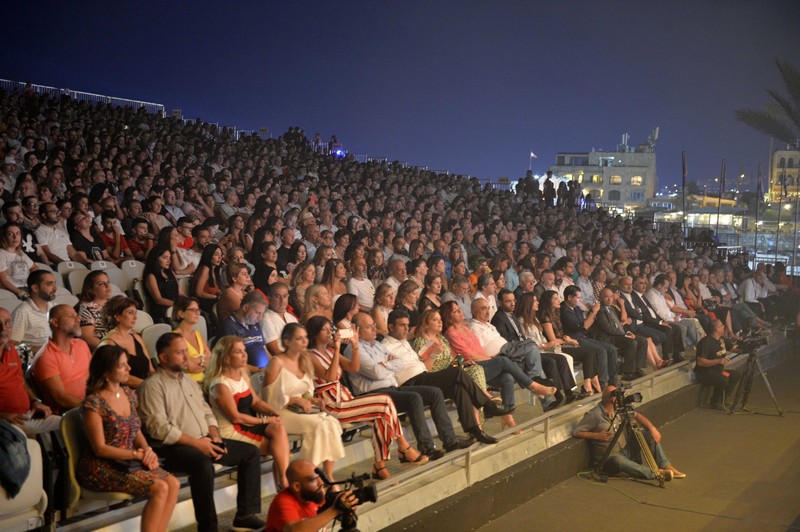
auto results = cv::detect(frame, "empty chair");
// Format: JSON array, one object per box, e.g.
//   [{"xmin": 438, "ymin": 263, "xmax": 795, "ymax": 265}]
[
  {"xmin": 121, "ymin": 260, "xmax": 145, "ymax": 291},
  {"xmin": 34, "ymin": 262, "xmax": 53, "ymax": 272},
  {"xmin": 133, "ymin": 310, "xmax": 154, "ymax": 333},
  {"xmin": 90, "ymin": 260, "xmax": 118, "ymax": 271},
  {"xmin": 103, "ymin": 269, "xmax": 129, "ymax": 293},
  {"xmin": 0, "ymin": 289, "xmax": 18, "ymax": 301},
  {"xmin": 56, "ymin": 261, "xmax": 87, "ymax": 289},
  {"xmin": 0, "ymin": 299, "xmax": 22, "ymax": 314},
  {"xmin": 53, "ymin": 293, "xmax": 79, "ymax": 308},
  {"xmin": 60, "ymin": 409, "xmax": 133, "ymax": 518},
  {"xmin": 67, "ymin": 270, "xmax": 90, "ymax": 295},
  {"xmin": 141, "ymin": 323, "xmax": 171, "ymax": 365}
]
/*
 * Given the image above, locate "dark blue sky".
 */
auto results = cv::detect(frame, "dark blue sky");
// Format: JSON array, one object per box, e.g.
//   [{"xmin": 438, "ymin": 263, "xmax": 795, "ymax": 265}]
[{"xmin": 5, "ymin": 1, "xmax": 799, "ymax": 188}]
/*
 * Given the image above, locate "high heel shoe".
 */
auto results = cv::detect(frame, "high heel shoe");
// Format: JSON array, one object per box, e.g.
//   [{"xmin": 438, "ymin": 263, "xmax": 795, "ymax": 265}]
[
  {"xmin": 532, "ymin": 383, "xmax": 557, "ymax": 398},
  {"xmin": 371, "ymin": 464, "xmax": 391, "ymax": 480},
  {"xmin": 656, "ymin": 359, "xmax": 670, "ymax": 369},
  {"xmin": 398, "ymin": 446, "xmax": 429, "ymax": 465},
  {"xmin": 500, "ymin": 415, "xmax": 523, "ymax": 435}
]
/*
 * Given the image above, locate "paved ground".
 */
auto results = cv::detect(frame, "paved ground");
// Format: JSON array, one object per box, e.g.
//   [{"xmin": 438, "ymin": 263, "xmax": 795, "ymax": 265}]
[{"xmin": 477, "ymin": 351, "xmax": 800, "ymax": 532}]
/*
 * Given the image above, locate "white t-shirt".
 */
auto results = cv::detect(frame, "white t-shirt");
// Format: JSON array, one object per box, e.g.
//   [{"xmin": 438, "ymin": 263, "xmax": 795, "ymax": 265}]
[
  {"xmin": 261, "ymin": 309, "xmax": 299, "ymax": 350},
  {"xmin": 0, "ymin": 249, "xmax": 33, "ymax": 288},
  {"xmin": 347, "ymin": 276, "xmax": 375, "ymax": 310}
]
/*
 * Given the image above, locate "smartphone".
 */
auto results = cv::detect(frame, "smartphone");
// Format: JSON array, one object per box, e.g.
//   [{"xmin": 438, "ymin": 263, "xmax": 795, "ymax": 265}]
[{"xmin": 339, "ymin": 328, "xmax": 354, "ymax": 340}]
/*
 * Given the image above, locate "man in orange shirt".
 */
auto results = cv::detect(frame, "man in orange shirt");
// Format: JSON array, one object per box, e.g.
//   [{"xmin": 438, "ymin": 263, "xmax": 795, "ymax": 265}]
[
  {"xmin": 30, "ymin": 304, "xmax": 91, "ymax": 414},
  {"xmin": 0, "ymin": 307, "xmax": 59, "ymax": 435}
]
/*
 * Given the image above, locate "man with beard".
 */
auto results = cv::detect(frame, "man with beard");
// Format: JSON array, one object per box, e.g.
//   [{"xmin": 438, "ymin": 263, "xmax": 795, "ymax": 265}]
[
  {"xmin": 265, "ymin": 459, "xmax": 358, "ymax": 532},
  {"xmin": 138, "ymin": 333, "xmax": 265, "ymax": 532},
  {"xmin": 11, "ymin": 270, "xmax": 57, "ymax": 352},
  {"xmin": 29, "ymin": 304, "xmax": 91, "ymax": 413},
  {"xmin": 216, "ymin": 290, "xmax": 268, "ymax": 371}
]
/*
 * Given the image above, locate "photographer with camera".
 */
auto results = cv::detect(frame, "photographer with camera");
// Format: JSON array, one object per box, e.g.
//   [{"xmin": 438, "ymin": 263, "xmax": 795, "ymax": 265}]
[
  {"xmin": 695, "ymin": 319, "xmax": 741, "ymax": 411},
  {"xmin": 573, "ymin": 386, "xmax": 685, "ymax": 481},
  {"xmin": 266, "ymin": 459, "xmax": 359, "ymax": 532}
]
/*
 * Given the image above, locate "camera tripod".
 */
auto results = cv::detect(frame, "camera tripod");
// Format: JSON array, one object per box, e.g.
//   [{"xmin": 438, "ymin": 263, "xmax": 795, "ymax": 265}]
[
  {"xmin": 593, "ymin": 406, "xmax": 667, "ymax": 488},
  {"xmin": 728, "ymin": 349, "xmax": 783, "ymax": 416}
]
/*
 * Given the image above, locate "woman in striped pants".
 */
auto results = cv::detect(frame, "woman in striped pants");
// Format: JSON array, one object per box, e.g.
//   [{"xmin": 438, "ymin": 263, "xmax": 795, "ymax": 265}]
[{"xmin": 306, "ymin": 316, "xmax": 428, "ymax": 480}]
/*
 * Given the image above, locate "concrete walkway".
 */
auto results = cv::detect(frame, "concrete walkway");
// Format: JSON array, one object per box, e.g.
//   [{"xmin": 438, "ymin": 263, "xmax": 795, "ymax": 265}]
[{"xmin": 477, "ymin": 351, "xmax": 800, "ymax": 532}]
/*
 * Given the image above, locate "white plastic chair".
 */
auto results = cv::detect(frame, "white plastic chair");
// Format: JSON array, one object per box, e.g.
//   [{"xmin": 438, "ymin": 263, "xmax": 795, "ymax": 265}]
[
  {"xmin": 121, "ymin": 260, "xmax": 145, "ymax": 291},
  {"xmin": 56, "ymin": 261, "xmax": 87, "ymax": 289},
  {"xmin": 67, "ymin": 270, "xmax": 90, "ymax": 295},
  {"xmin": 141, "ymin": 323, "xmax": 172, "ymax": 361},
  {"xmin": 133, "ymin": 310, "xmax": 154, "ymax": 333}
]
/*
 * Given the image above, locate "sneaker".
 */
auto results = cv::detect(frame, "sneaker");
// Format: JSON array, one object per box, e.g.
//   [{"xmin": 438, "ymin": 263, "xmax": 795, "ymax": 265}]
[{"xmin": 232, "ymin": 513, "xmax": 265, "ymax": 530}]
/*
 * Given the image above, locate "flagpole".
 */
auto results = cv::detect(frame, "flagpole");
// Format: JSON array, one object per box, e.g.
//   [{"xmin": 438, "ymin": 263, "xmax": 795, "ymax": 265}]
[
  {"xmin": 776, "ymin": 169, "xmax": 784, "ymax": 265},
  {"xmin": 754, "ymin": 164, "xmax": 761, "ymax": 261},
  {"xmin": 681, "ymin": 151, "xmax": 688, "ymax": 237},
  {"xmin": 793, "ymin": 189, "xmax": 799, "ymax": 279},
  {"xmin": 715, "ymin": 159, "xmax": 725, "ymax": 238}
]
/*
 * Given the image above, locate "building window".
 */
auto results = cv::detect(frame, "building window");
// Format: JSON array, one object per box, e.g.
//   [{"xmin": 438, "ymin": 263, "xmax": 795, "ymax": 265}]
[
  {"xmin": 608, "ymin": 190, "xmax": 621, "ymax": 201},
  {"xmin": 610, "ymin": 175, "xmax": 622, "ymax": 185},
  {"xmin": 589, "ymin": 189, "xmax": 602, "ymax": 198},
  {"xmin": 630, "ymin": 175, "xmax": 643, "ymax": 186},
  {"xmin": 789, "ymin": 158, "xmax": 795, "ymax": 168},
  {"xmin": 592, "ymin": 174, "xmax": 602, "ymax": 183},
  {"xmin": 779, "ymin": 157, "xmax": 786, "ymax": 168},
  {"xmin": 630, "ymin": 192, "xmax": 644, "ymax": 201}
]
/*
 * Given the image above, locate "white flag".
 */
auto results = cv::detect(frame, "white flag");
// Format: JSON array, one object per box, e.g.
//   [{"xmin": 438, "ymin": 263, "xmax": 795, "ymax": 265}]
[{"xmin": 530, "ymin": 151, "xmax": 537, "ymax": 159}]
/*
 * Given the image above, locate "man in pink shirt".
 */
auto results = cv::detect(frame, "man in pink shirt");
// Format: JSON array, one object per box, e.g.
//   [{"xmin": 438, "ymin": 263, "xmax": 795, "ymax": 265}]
[{"xmin": 31, "ymin": 304, "xmax": 91, "ymax": 414}]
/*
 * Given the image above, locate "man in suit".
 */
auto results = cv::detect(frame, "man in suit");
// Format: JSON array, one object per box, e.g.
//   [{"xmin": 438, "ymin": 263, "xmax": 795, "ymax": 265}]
[
  {"xmin": 619, "ymin": 276, "xmax": 684, "ymax": 363},
  {"xmin": 590, "ymin": 288, "xmax": 647, "ymax": 381},
  {"xmin": 491, "ymin": 290, "xmax": 575, "ymax": 407}
]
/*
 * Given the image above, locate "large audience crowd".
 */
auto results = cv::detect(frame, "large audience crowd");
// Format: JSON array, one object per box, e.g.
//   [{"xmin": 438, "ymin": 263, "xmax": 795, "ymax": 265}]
[{"xmin": 1, "ymin": 86, "xmax": 799, "ymax": 531}]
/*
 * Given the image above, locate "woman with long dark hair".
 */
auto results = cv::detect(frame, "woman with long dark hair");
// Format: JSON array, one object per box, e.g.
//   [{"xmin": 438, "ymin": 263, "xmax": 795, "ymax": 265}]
[
  {"xmin": 191, "ymin": 244, "xmax": 224, "ymax": 314},
  {"xmin": 79, "ymin": 345, "xmax": 179, "ymax": 532},
  {"xmin": 78, "ymin": 271, "xmax": 114, "ymax": 350},
  {"xmin": 99, "ymin": 296, "xmax": 154, "ymax": 389},
  {"xmin": 143, "ymin": 247, "xmax": 181, "ymax": 323},
  {"xmin": 537, "ymin": 290, "xmax": 601, "ymax": 395},
  {"xmin": 306, "ymin": 317, "xmax": 426, "ymax": 479}
]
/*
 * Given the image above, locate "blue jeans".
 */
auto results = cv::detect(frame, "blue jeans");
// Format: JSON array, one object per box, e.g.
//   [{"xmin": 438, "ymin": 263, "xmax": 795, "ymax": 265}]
[
  {"xmin": 602, "ymin": 428, "xmax": 670, "ymax": 480},
  {"xmin": 578, "ymin": 338, "xmax": 618, "ymax": 385},
  {"xmin": 477, "ymin": 356, "xmax": 534, "ymax": 408}
]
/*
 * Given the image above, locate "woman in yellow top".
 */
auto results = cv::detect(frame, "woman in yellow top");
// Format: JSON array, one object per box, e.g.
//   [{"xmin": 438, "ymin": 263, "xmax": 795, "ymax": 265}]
[{"xmin": 171, "ymin": 296, "xmax": 212, "ymax": 382}]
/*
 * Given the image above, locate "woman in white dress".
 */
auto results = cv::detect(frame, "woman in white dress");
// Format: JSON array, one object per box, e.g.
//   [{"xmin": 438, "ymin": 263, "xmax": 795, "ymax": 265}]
[
  {"xmin": 205, "ymin": 336, "xmax": 291, "ymax": 489},
  {"xmin": 263, "ymin": 323, "xmax": 345, "ymax": 481}
]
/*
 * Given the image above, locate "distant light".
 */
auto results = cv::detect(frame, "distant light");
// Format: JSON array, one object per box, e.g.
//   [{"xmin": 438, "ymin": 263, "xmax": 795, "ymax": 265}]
[
  {"xmin": 332, "ymin": 148, "xmax": 346, "ymax": 159},
  {"xmin": 785, "ymin": 203, "xmax": 792, "ymax": 210}
]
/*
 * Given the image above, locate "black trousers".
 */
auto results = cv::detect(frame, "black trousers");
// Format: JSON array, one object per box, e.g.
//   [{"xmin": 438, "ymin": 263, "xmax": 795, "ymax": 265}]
[
  {"xmin": 696, "ymin": 368, "xmax": 741, "ymax": 405},
  {"xmin": 541, "ymin": 353, "xmax": 577, "ymax": 393},
  {"xmin": 609, "ymin": 335, "xmax": 647, "ymax": 373},
  {"xmin": 155, "ymin": 438, "xmax": 261, "ymax": 532},
  {"xmin": 404, "ymin": 367, "xmax": 488, "ymax": 432},
  {"xmin": 369, "ymin": 385, "xmax": 457, "ymax": 452}
]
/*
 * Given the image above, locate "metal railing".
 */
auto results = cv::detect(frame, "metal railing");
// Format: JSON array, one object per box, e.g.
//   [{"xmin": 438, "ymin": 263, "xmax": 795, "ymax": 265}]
[{"xmin": 0, "ymin": 79, "xmax": 165, "ymax": 116}]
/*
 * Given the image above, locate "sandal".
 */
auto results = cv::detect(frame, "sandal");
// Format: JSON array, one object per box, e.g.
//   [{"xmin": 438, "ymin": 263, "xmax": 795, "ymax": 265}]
[
  {"xmin": 371, "ymin": 464, "xmax": 391, "ymax": 480},
  {"xmin": 398, "ymin": 446, "xmax": 429, "ymax": 465}
]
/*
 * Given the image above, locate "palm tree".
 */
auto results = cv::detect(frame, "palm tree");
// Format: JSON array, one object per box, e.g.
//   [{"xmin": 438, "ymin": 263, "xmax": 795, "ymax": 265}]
[{"xmin": 735, "ymin": 59, "xmax": 800, "ymax": 145}]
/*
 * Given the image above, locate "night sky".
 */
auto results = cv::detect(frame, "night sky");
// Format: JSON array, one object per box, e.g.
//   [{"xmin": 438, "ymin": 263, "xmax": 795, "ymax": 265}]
[{"xmin": 5, "ymin": 1, "xmax": 799, "ymax": 189}]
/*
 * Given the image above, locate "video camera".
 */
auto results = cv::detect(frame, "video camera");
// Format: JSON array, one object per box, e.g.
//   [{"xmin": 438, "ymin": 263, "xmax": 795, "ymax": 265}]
[
  {"xmin": 315, "ymin": 468, "xmax": 378, "ymax": 532},
  {"xmin": 610, "ymin": 385, "xmax": 642, "ymax": 417},
  {"xmin": 736, "ymin": 328, "xmax": 769, "ymax": 354}
]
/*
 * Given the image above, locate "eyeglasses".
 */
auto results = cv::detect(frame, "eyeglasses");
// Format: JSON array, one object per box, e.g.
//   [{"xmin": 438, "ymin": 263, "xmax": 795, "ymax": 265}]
[{"xmin": 185, "ymin": 307, "xmax": 201, "ymax": 313}]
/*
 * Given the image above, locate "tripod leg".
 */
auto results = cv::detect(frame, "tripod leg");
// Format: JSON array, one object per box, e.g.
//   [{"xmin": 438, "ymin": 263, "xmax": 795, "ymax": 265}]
[
  {"xmin": 730, "ymin": 355, "xmax": 756, "ymax": 413},
  {"xmin": 755, "ymin": 358, "xmax": 784, "ymax": 416}
]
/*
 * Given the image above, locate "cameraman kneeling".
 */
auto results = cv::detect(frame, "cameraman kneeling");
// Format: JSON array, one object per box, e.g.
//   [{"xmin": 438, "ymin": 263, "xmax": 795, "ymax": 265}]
[
  {"xmin": 573, "ymin": 386, "xmax": 685, "ymax": 480},
  {"xmin": 266, "ymin": 459, "xmax": 358, "ymax": 532}
]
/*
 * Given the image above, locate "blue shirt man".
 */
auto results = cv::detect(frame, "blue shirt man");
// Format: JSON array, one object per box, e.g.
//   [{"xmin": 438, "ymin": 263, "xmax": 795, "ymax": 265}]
[{"xmin": 216, "ymin": 291, "xmax": 269, "ymax": 369}]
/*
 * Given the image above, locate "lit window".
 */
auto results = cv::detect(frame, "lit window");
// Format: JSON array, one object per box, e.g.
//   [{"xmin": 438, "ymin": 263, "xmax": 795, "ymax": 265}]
[
  {"xmin": 592, "ymin": 174, "xmax": 602, "ymax": 183},
  {"xmin": 610, "ymin": 175, "xmax": 622, "ymax": 185},
  {"xmin": 631, "ymin": 176, "xmax": 643, "ymax": 186}
]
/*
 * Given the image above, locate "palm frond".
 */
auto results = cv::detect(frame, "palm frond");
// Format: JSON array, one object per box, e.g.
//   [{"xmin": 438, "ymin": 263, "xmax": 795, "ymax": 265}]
[
  {"xmin": 775, "ymin": 59, "xmax": 800, "ymax": 108},
  {"xmin": 766, "ymin": 89, "xmax": 800, "ymax": 131},
  {"xmin": 734, "ymin": 108, "xmax": 796, "ymax": 143}
]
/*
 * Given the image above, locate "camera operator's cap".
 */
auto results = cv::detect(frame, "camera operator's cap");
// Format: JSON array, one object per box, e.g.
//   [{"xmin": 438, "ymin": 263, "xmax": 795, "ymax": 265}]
[
  {"xmin": 299, "ymin": 211, "xmax": 316, "ymax": 227},
  {"xmin": 2, "ymin": 157, "xmax": 19, "ymax": 168}
]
